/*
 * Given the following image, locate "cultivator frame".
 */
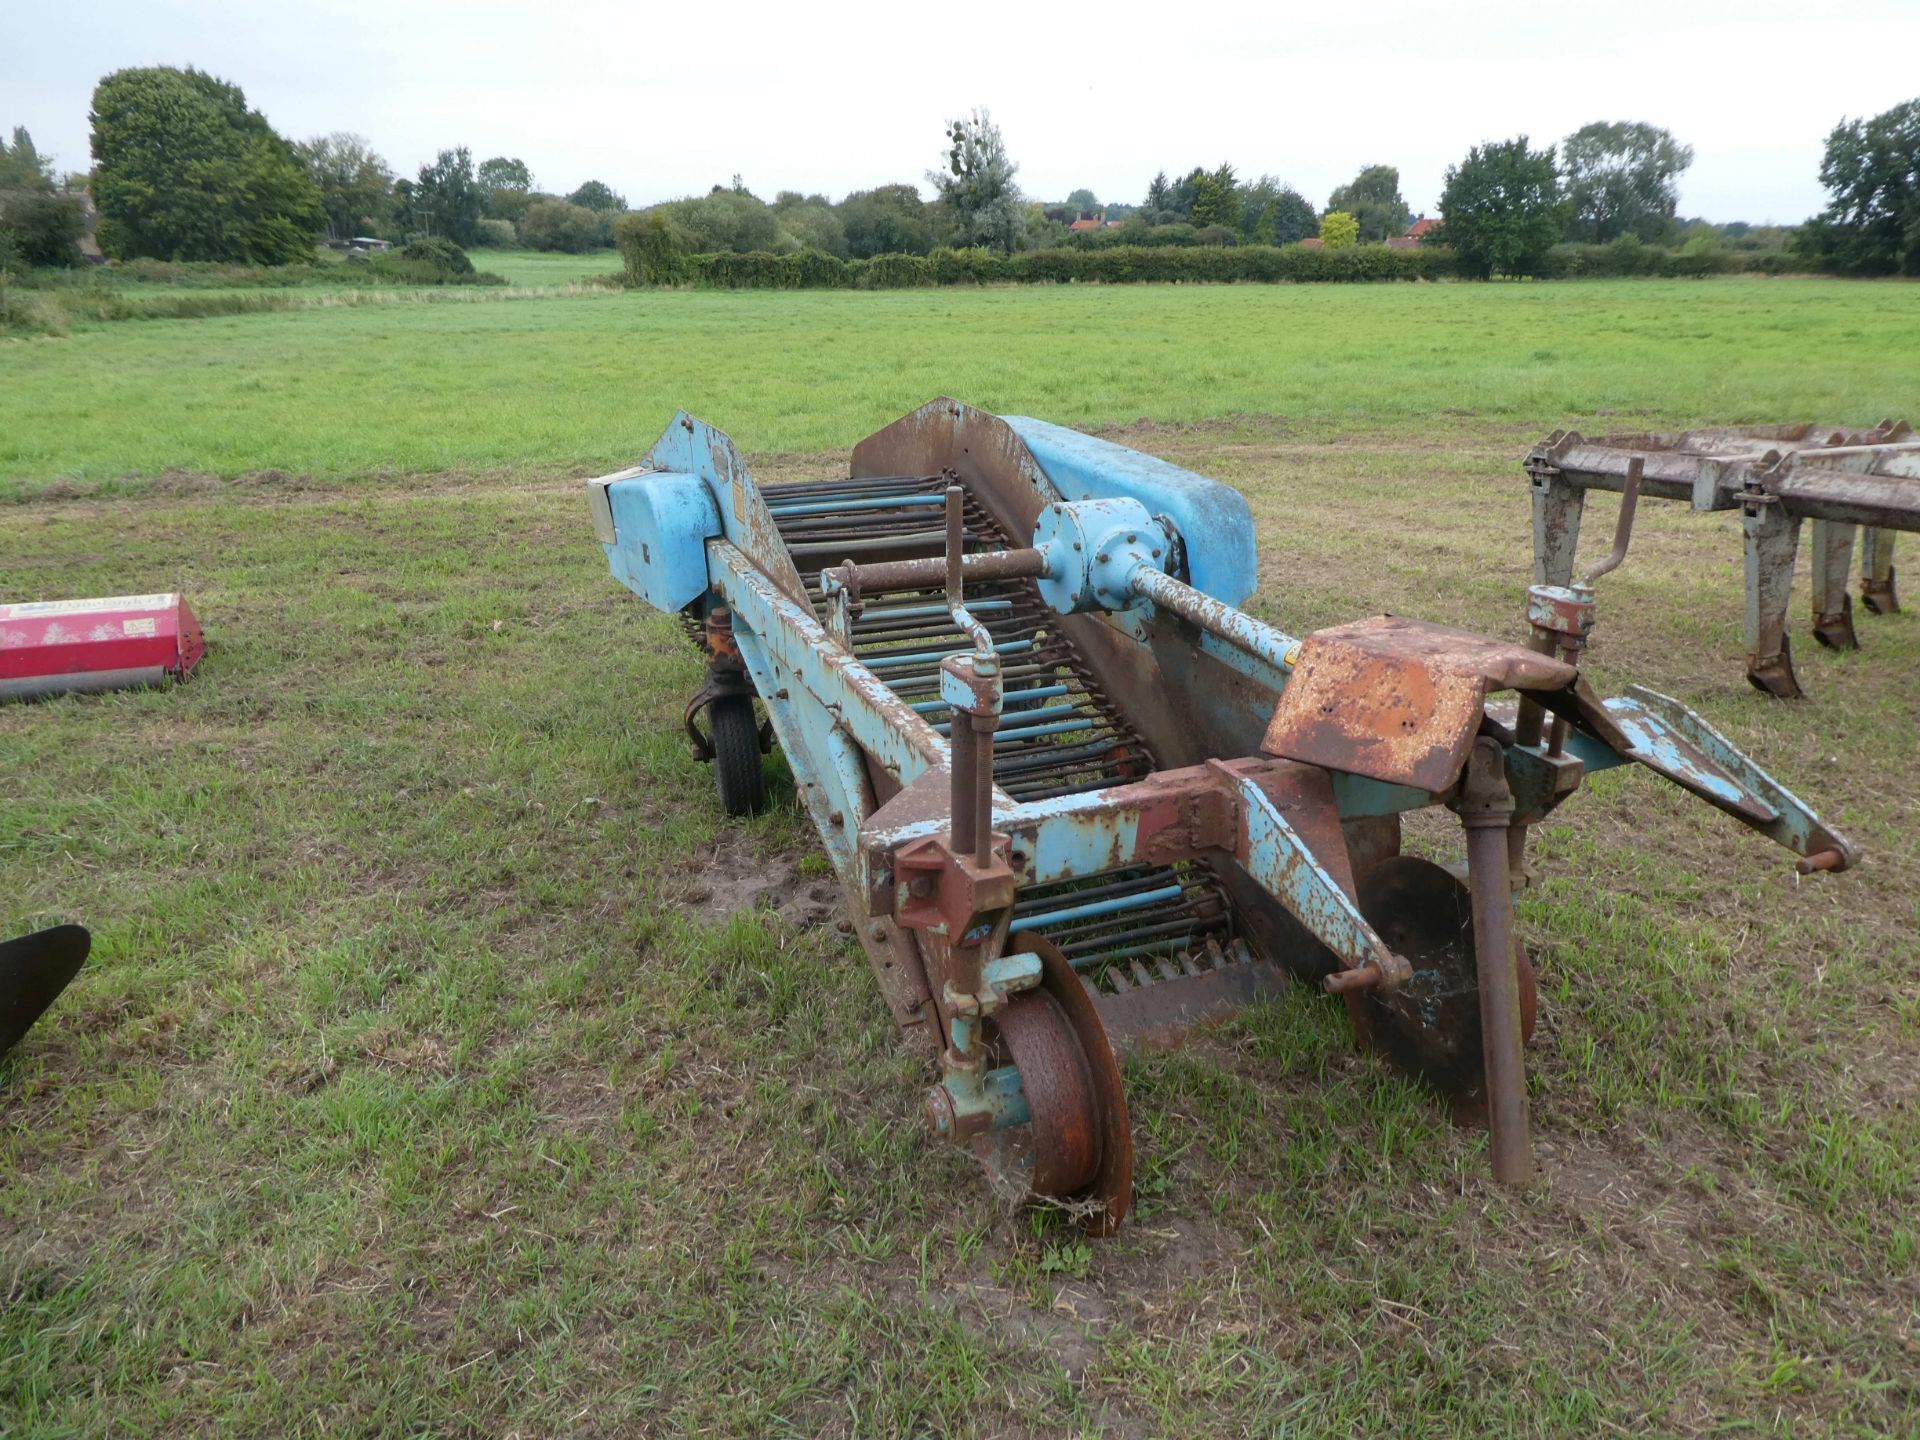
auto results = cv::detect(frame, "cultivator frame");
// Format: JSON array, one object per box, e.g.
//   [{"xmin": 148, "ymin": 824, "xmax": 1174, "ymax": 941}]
[
  {"xmin": 592, "ymin": 399, "xmax": 1856, "ymax": 1233},
  {"xmin": 1526, "ymin": 421, "xmax": 1918, "ymax": 698}
]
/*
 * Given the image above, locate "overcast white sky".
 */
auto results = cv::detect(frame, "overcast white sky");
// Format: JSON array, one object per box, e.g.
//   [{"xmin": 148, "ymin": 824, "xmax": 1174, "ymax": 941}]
[{"xmin": 8, "ymin": 0, "xmax": 1918, "ymax": 224}]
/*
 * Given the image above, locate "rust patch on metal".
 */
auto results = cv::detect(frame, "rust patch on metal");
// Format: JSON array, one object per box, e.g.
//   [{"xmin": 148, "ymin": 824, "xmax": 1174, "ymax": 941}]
[{"xmin": 1262, "ymin": 616, "xmax": 1578, "ymax": 792}]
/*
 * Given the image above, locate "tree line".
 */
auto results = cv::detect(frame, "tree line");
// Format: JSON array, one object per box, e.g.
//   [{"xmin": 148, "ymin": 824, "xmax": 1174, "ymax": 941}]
[{"xmin": 2, "ymin": 67, "xmax": 1916, "ymax": 281}]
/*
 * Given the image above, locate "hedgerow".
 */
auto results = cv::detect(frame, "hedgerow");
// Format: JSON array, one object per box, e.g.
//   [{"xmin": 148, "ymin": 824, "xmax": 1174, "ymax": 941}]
[{"xmin": 623, "ymin": 241, "xmax": 1459, "ymax": 290}]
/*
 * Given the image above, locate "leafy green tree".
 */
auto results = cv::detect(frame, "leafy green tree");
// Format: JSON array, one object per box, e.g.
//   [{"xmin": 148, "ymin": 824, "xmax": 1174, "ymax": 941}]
[
  {"xmin": 927, "ymin": 108, "xmax": 1025, "ymax": 253},
  {"xmin": 777, "ymin": 202, "xmax": 846, "ymax": 257},
  {"xmin": 617, "ymin": 209, "xmax": 695, "ymax": 285},
  {"xmin": 1326, "ymin": 164, "xmax": 1411, "ymax": 242},
  {"xmin": 1436, "ymin": 135, "xmax": 1563, "ymax": 279},
  {"xmin": 663, "ymin": 186, "xmax": 785, "ymax": 252},
  {"xmin": 1794, "ymin": 99, "xmax": 1920, "ymax": 277},
  {"xmin": 91, "ymin": 66, "xmax": 322, "ymax": 263},
  {"xmin": 297, "ymin": 133, "xmax": 393, "ymax": 240},
  {"xmin": 1261, "ymin": 186, "xmax": 1318, "ymax": 245},
  {"xmin": 1561, "ymin": 121, "xmax": 1693, "ymax": 243},
  {"xmin": 0, "ymin": 126, "xmax": 54, "ymax": 190},
  {"xmin": 1143, "ymin": 171, "xmax": 1172, "ymax": 220},
  {"xmin": 1320, "ymin": 211, "xmax": 1359, "ymax": 249},
  {"xmin": 474, "ymin": 157, "xmax": 534, "ymax": 225},
  {"xmin": 837, "ymin": 184, "xmax": 931, "ymax": 257},
  {"xmin": 519, "ymin": 198, "xmax": 599, "ymax": 252},
  {"xmin": 1, "ymin": 126, "xmax": 86, "ymax": 267},
  {"xmin": 1189, "ymin": 163, "xmax": 1241, "ymax": 231},
  {"xmin": 1168, "ymin": 169, "xmax": 1203, "ymax": 221},
  {"xmin": 771, "ymin": 190, "xmax": 845, "ymax": 253},
  {"xmin": 414, "ymin": 147, "xmax": 484, "ymax": 245},
  {"xmin": 1066, "ymin": 187, "xmax": 1099, "ymax": 215},
  {"xmin": 568, "ymin": 179, "xmax": 626, "ymax": 213},
  {"xmin": 1238, "ymin": 174, "xmax": 1279, "ymax": 240},
  {"xmin": 1019, "ymin": 202, "xmax": 1069, "ymax": 250},
  {"xmin": 478, "ymin": 156, "xmax": 532, "ymax": 193}
]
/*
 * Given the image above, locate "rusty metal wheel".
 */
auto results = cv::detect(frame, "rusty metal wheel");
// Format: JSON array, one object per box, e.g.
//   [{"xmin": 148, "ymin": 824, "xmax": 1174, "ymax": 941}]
[
  {"xmin": 976, "ymin": 938, "xmax": 1133, "ymax": 1236},
  {"xmin": 1353, "ymin": 855, "xmax": 1536, "ymax": 1099}
]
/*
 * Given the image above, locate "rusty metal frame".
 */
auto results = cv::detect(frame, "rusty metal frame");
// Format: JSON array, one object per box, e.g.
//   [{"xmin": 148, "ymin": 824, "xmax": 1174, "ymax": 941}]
[{"xmin": 1526, "ymin": 421, "xmax": 1917, "ymax": 696}]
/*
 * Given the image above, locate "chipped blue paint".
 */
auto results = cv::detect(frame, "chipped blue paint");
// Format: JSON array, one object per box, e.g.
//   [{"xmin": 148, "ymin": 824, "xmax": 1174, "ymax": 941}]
[
  {"xmin": 1018, "ymin": 788, "xmax": 1143, "ymax": 889},
  {"xmin": 936, "ymin": 1064, "xmax": 1031, "ymax": 1135},
  {"xmin": 1236, "ymin": 773, "xmax": 1396, "ymax": 974},
  {"xmin": 1128, "ymin": 567, "xmax": 1301, "ymax": 671},
  {"xmin": 1601, "ymin": 686, "xmax": 1856, "ymax": 862},
  {"xmin": 983, "ymin": 951, "xmax": 1044, "ymax": 994},
  {"xmin": 710, "ymin": 541, "xmax": 949, "ymax": 787},
  {"xmin": 1004, "ymin": 416, "xmax": 1258, "ymax": 605},
  {"xmin": 733, "ymin": 622, "xmax": 869, "ymax": 872},
  {"xmin": 600, "ymin": 470, "xmax": 721, "ymax": 612}
]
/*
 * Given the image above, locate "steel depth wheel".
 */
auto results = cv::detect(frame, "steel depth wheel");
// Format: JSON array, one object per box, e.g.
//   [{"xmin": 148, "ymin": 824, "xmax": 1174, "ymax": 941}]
[
  {"xmin": 1354, "ymin": 855, "xmax": 1537, "ymax": 1100},
  {"xmin": 975, "ymin": 938, "xmax": 1133, "ymax": 1236},
  {"xmin": 708, "ymin": 694, "xmax": 768, "ymax": 817}
]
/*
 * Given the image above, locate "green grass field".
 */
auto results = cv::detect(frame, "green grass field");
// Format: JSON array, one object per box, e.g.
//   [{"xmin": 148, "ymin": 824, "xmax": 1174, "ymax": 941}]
[
  {"xmin": 3, "ymin": 279, "xmax": 1918, "ymax": 1437},
  {"xmin": 5, "ymin": 278, "xmax": 1919, "ymax": 498},
  {"xmin": 470, "ymin": 247, "xmax": 622, "ymax": 287}
]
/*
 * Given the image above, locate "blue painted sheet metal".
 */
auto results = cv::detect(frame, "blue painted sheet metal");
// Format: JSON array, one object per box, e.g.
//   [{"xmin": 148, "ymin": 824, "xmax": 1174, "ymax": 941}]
[
  {"xmin": 640, "ymin": 410, "xmax": 811, "ymax": 606},
  {"xmin": 1330, "ymin": 770, "xmax": 1438, "ymax": 818},
  {"xmin": 601, "ymin": 470, "xmax": 721, "ymax": 612},
  {"xmin": 1002, "ymin": 415, "xmax": 1258, "ymax": 606},
  {"xmin": 1234, "ymin": 774, "xmax": 1398, "ymax": 975},
  {"xmin": 1599, "ymin": 685, "xmax": 1858, "ymax": 864},
  {"xmin": 710, "ymin": 540, "xmax": 952, "ymax": 789},
  {"xmin": 732, "ymin": 624, "xmax": 861, "ymax": 871}
]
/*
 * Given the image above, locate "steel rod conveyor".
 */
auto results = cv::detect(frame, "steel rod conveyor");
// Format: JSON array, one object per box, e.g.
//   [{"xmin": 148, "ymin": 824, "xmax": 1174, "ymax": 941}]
[{"xmin": 589, "ymin": 398, "xmax": 1857, "ymax": 1234}]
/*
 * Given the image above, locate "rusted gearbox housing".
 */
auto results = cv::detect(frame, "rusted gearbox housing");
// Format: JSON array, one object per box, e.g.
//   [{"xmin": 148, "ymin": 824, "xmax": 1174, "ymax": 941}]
[
  {"xmin": 590, "ymin": 398, "xmax": 1857, "ymax": 1233},
  {"xmin": 1527, "ymin": 420, "xmax": 1917, "ymax": 698}
]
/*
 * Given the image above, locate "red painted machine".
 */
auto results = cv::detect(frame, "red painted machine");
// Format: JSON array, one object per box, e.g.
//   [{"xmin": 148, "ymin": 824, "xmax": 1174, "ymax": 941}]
[{"xmin": 0, "ymin": 593, "xmax": 205, "ymax": 701}]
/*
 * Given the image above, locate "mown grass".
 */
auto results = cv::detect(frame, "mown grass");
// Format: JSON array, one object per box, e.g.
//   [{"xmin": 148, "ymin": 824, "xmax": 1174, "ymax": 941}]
[
  {"xmin": 473, "ymin": 248, "xmax": 622, "ymax": 287},
  {"xmin": 3, "ymin": 278, "xmax": 1919, "ymax": 498},
  {"xmin": 3, "ymin": 281, "xmax": 1919, "ymax": 1436}
]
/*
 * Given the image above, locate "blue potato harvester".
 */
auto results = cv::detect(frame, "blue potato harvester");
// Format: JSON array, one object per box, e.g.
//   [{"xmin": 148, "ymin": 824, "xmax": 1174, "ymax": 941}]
[{"xmin": 590, "ymin": 399, "xmax": 1855, "ymax": 1234}]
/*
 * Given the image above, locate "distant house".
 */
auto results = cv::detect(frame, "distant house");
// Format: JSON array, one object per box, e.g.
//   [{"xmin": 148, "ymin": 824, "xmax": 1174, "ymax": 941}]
[
  {"xmin": 1298, "ymin": 237, "xmax": 1324, "ymax": 249},
  {"xmin": 1067, "ymin": 215, "xmax": 1104, "ymax": 233},
  {"xmin": 1385, "ymin": 216, "xmax": 1439, "ymax": 250},
  {"xmin": 348, "ymin": 237, "xmax": 392, "ymax": 254}
]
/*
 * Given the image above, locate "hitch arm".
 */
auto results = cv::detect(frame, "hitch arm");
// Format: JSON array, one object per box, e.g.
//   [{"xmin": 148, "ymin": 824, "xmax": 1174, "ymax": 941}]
[{"xmin": 1568, "ymin": 685, "xmax": 1859, "ymax": 872}]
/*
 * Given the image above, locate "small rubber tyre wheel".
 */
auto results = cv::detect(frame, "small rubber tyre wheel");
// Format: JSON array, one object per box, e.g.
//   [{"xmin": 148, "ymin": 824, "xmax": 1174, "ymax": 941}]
[{"xmin": 709, "ymin": 695, "xmax": 767, "ymax": 817}]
